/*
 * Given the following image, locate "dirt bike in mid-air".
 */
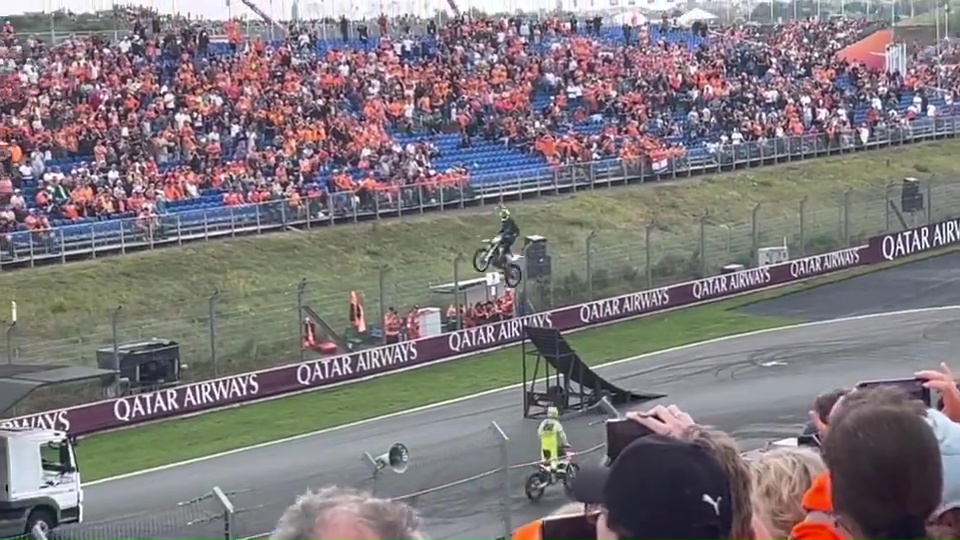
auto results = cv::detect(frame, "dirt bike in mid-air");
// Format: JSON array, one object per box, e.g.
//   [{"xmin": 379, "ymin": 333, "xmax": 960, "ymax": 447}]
[
  {"xmin": 472, "ymin": 235, "xmax": 522, "ymax": 288},
  {"xmin": 524, "ymin": 450, "xmax": 580, "ymax": 502}
]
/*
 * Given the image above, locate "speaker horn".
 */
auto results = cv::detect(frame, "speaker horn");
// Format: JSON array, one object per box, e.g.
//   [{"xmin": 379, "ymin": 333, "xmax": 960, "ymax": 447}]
[{"xmin": 364, "ymin": 443, "xmax": 409, "ymax": 474}]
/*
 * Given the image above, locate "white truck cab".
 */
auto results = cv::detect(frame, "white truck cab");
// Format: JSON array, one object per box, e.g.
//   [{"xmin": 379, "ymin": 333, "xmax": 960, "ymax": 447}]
[{"xmin": 0, "ymin": 428, "xmax": 82, "ymax": 538}]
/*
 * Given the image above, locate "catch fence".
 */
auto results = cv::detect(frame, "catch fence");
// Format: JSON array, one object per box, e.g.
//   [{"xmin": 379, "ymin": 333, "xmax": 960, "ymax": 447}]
[
  {"xmin": 19, "ymin": 489, "xmax": 232, "ymax": 540},
  {"xmin": 5, "ymin": 122, "xmax": 960, "ymax": 416}
]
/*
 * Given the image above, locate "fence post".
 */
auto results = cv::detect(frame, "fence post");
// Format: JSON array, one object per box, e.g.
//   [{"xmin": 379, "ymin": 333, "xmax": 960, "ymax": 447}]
[
  {"xmin": 926, "ymin": 179, "xmax": 934, "ymax": 225},
  {"xmin": 296, "ymin": 279, "xmax": 308, "ymax": 363},
  {"xmin": 111, "ymin": 305, "xmax": 123, "ymax": 372},
  {"xmin": 453, "ymin": 254, "xmax": 465, "ymax": 331},
  {"xmin": 378, "ymin": 266, "xmax": 389, "ymax": 345},
  {"xmin": 585, "ymin": 231, "xmax": 597, "ymax": 301},
  {"xmin": 644, "ymin": 223, "xmax": 654, "ymax": 289},
  {"xmin": 751, "ymin": 204, "xmax": 761, "ymax": 266},
  {"xmin": 843, "ymin": 189, "xmax": 853, "ymax": 246},
  {"xmin": 208, "ymin": 289, "xmax": 221, "ymax": 377},
  {"xmin": 491, "ymin": 421, "xmax": 512, "ymax": 539},
  {"xmin": 4, "ymin": 319, "xmax": 15, "ymax": 364},
  {"xmin": 211, "ymin": 486, "xmax": 236, "ymax": 540},
  {"xmin": 799, "ymin": 196, "xmax": 808, "ymax": 256},
  {"xmin": 884, "ymin": 182, "xmax": 894, "ymax": 232},
  {"xmin": 698, "ymin": 212, "xmax": 708, "ymax": 277}
]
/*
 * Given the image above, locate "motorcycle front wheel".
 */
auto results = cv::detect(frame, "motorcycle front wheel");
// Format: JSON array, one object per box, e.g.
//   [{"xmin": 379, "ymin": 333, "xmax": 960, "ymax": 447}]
[
  {"xmin": 473, "ymin": 247, "xmax": 492, "ymax": 272},
  {"xmin": 505, "ymin": 263, "xmax": 522, "ymax": 288},
  {"xmin": 524, "ymin": 472, "xmax": 547, "ymax": 501}
]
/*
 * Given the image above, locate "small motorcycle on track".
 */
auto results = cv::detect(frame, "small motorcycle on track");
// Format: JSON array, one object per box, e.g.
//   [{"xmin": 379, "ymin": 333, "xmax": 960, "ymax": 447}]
[
  {"xmin": 472, "ymin": 235, "xmax": 523, "ymax": 288},
  {"xmin": 524, "ymin": 451, "xmax": 580, "ymax": 502}
]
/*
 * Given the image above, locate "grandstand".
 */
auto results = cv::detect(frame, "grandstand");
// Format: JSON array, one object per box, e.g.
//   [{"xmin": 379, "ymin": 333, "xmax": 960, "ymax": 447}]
[{"xmin": 1, "ymin": 3, "xmax": 956, "ymax": 266}]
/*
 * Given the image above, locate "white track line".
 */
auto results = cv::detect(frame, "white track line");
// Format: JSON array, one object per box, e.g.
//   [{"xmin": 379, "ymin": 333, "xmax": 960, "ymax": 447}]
[{"xmin": 86, "ymin": 304, "xmax": 960, "ymax": 486}]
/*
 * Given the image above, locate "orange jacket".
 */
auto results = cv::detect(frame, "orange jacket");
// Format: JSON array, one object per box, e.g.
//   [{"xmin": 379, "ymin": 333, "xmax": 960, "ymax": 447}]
[
  {"xmin": 511, "ymin": 519, "xmax": 541, "ymax": 540},
  {"xmin": 789, "ymin": 472, "xmax": 848, "ymax": 540}
]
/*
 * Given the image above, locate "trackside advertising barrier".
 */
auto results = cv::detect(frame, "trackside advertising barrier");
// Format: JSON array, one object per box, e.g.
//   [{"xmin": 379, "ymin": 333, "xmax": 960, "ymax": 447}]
[
  {"xmin": 4, "ymin": 219, "xmax": 955, "ymax": 436},
  {"xmin": 871, "ymin": 216, "xmax": 960, "ymax": 261}
]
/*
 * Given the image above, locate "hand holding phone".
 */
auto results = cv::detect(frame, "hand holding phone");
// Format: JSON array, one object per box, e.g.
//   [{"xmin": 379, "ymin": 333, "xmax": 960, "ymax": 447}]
[{"xmin": 605, "ymin": 418, "xmax": 655, "ymax": 461}]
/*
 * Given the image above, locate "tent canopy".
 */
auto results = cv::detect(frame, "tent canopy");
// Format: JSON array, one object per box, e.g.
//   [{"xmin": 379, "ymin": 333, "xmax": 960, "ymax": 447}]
[
  {"xmin": 613, "ymin": 9, "xmax": 648, "ymax": 25},
  {"xmin": 677, "ymin": 7, "xmax": 718, "ymax": 25},
  {"xmin": 0, "ymin": 364, "xmax": 113, "ymax": 417}
]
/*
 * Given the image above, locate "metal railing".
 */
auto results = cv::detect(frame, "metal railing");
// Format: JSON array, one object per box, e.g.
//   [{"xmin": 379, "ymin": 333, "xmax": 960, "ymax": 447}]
[
  {"xmin": 6, "ymin": 117, "xmax": 960, "ymax": 416},
  {"xmin": 17, "ymin": 483, "xmax": 239, "ymax": 540},
  {"xmin": 4, "ymin": 118, "xmax": 958, "ymax": 270}
]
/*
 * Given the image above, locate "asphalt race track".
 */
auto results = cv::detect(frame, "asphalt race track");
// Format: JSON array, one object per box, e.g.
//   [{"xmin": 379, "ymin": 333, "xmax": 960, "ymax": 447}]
[
  {"xmin": 72, "ymin": 256, "xmax": 960, "ymax": 540},
  {"xmin": 741, "ymin": 250, "xmax": 960, "ymax": 321}
]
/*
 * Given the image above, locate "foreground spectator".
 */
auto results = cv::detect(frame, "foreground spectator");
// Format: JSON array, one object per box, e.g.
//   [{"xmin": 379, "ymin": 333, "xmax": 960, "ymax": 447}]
[
  {"xmin": 804, "ymin": 388, "xmax": 848, "ymax": 443},
  {"xmin": 748, "ymin": 447, "xmax": 826, "ymax": 539},
  {"xmin": 791, "ymin": 386, "xmax": 925, "ymax": 540},
  {"xmin": 570, "ymin": 432, "xmax": 733, "ymax": 539},
  {"xmin": 270, "ymin": 486, "xmax": 426, "ymax": 539},
  {"xmin": 626, "ymin": 405, "xmax": 766, "ymax": 539},
  {"xmin": 791, "ymin": 382, "xmax": 960, "ymax": 540},
  {"xmin": 824, "ymin": 404, "xmax": 941, "ymax": 539},
  {"xmin": 679, "ymin": 425, "xmax": 758, "ymax": 539}
]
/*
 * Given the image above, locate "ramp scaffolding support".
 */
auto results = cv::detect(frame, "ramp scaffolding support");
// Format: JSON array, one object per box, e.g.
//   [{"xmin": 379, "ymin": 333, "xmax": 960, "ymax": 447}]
[
  {"xmin": 521, "ymin": 326, "xmax": 665, "ymax": 419},
  {"xmin": 521, "ymin": 331, "xmax": 594, "ymax": 418}
]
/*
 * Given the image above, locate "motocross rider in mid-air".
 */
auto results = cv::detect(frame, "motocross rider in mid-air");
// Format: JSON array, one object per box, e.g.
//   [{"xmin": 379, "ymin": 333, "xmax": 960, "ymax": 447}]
[{"xmin": 495, "ymin": 205, "xmax": 520, "ymax": 270}]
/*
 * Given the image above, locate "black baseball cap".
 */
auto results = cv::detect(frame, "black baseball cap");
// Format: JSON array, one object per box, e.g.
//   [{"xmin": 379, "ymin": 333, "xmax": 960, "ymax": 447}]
[{"xmin": 569, "ymin": 434, "xmax": 733, "ymax": 539}]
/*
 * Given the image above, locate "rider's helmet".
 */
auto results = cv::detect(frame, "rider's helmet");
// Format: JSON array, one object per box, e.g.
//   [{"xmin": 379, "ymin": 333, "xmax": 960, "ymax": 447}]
[
  {"xmin": 546, "ymin": 406, "xmax": 559, "ymax": 419},
  {"xmin": 498, "ymin": 205, "xmax": 511, "ymax": 222}
]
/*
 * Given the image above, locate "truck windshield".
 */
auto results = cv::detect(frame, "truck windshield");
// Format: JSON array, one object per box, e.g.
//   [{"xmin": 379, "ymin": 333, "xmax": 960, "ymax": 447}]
[{"xmin": 40, "ymin": 441, "xmax": 67, "ymax": 473}]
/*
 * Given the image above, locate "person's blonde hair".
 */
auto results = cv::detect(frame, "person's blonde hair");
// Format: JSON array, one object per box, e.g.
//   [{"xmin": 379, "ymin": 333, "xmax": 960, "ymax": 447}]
[
  {"xmin": 748, "ymin": 447, "xmax": 826, "ymax": 539},
  {"xmin": 682, "ymin": 426, "xmax": 755, "ymax": 539}
]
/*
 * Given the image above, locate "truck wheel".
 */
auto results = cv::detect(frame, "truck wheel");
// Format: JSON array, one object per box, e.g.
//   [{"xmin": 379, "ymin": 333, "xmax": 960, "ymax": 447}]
[{"xmin": 26, "ymin": 508, "xmax": 55, "ymax": 539}]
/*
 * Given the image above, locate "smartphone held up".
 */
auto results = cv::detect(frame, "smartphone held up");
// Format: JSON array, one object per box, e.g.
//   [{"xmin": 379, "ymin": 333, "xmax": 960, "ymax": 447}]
[
  {"xmin": 605, "ymin": 417, "xmax": 655, "ymax": 461},
  {"xmin": 855, "ymin": 377, "xmax": 932, "ymax": 407}
]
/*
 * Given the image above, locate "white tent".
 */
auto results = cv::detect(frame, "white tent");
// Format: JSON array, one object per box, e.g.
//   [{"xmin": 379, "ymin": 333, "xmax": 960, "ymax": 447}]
[
  {"xmin": 642, "ymin": 0, "xmax": 681, "ymax": 13},
  {"xmin": 677, "ymin": 7, "xmax": 718, "ymax": 24},
  {"xmin": 612, "ymin": 8, "xmax": 647, "ymax": 24}
]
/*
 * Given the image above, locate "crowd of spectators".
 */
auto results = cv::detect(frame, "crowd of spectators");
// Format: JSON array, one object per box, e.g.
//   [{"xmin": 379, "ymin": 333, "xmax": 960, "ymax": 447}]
[
  {"xmin": 1, "ymin": 9, "xmax": 959, "ymax": 236},
  {"xmin": 443, "ymin": 290, "xmax": 516, "ymax": 331},
  {"xmin": 266, "ymin": 364, "xmax": 960, "ymax": 540}
]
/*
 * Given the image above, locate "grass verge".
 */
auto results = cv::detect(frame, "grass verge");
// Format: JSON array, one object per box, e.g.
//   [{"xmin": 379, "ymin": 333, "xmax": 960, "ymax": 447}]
[{"xmin": 80, "ymin": 242, "xmax": 950, "ymax": 482}]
